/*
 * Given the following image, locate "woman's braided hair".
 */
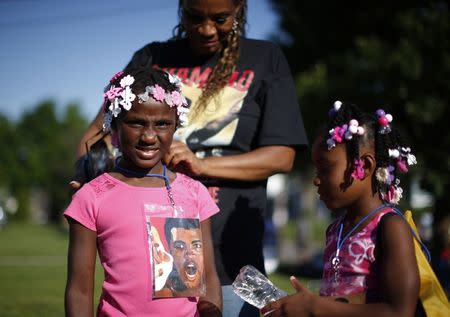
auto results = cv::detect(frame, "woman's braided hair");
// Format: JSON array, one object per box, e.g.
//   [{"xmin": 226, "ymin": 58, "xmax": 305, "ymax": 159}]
[
  {"xmin": 324, "ymin": 102, "xmax": 413, "ymax": 203},
  {"xmin": 173, "ymin": 0, "xmax": 247, "ymax": 117}
]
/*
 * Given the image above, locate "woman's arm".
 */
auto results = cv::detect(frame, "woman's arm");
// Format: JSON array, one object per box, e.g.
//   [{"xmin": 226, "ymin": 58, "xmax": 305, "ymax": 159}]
[
  {"xmin": 261, "ymin": 214, "xmax": 420, "ymax": 317},
  {"xmin": 198, "ymin": 218, "xmax": 222, "ymax": 316},
  {"xmin": 65, "ymin": 219, "xmax": 98, "ymax": 317},
  {"xmin": 165, "ymin": 141, "xmax": 296, "ymax": 181}
]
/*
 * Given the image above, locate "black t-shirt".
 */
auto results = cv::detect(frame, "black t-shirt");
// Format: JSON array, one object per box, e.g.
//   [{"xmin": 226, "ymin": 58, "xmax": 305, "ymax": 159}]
[{"xmin": 127, "ymin": 37, "xmax": 308, "ymax": 284}]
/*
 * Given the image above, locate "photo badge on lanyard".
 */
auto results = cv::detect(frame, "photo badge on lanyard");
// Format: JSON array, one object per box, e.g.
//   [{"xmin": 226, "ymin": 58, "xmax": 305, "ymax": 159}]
[{"xmin": 143, "ymin": 204, "xmax": 206, "ymax": 298}]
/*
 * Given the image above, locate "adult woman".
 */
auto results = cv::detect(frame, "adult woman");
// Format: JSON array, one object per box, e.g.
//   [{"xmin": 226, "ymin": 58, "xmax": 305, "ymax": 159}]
[{"xmin": 74, "ymin": 1, "xmax": 307, "ymax": 316}]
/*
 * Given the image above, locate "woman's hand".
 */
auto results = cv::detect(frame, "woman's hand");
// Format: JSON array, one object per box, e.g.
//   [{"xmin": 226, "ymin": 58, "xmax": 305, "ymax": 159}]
[
  {"xmin": 68, "ymin": 155, "xmax": 88, "ymax": 194},
  {"xmin": 69, "ymin": 181, "xmax": 81, "ymax": 190},
  {"xmin": 165, "ymin": 141, "xmax": 207, "ymax": 177},
  {"xmin": 261, "ymin": 276, "xmax": 315, "ymax": 317}
]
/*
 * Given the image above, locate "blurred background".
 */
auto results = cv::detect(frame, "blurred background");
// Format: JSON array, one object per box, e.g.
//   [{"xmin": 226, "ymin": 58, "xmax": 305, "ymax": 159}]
[{"xmin": 0, "ymin": 0, "xmax": 449, "ymax": 315}]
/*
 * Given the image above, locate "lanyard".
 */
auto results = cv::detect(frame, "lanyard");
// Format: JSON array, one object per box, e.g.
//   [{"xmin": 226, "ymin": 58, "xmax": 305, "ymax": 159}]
[
  {"xmin": 331, "ymin": 204, "xmax": 388, "ymax": 281},
  {"xmin": 115, "ymin": 157, "xmax": 176, "ymax": 212}
]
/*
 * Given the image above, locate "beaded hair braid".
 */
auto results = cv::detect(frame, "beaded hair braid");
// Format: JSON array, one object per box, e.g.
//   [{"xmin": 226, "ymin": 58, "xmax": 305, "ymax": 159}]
[
  {"xmin": 324, "ymin": 101, "xmax": 416, "ymax": 204},
  {"xmin": 174, "ymin": 0, "xmax": 247, "ymax": 117}
]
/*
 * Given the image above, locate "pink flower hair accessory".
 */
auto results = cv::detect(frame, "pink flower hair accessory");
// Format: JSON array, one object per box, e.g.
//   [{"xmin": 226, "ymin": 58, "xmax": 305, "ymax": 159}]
[
  {"xmin": 104, "ymin": 87, "xmax": 123, "ymax": 101},
  {"xmin": 136, "ymin": 73, "xmax": 189, "ymax": 126},
  {"xmin": 152, "ymin": 85, "xmax": 166, "ymax": 102},
  {"xmin": 382, "ymin": 184, "xmax": 403, "ymax": 204},
  {"xmin": 102, "ymin": 71, "xmax": 190, "ymax": 132},
  {"xmin": 102, "ymin": 72, "xmax": 136, "ymax": 131},
  {"xmin": 351, "ymin": 158, "xmax": 365, "ymax": 180},
  {"xmin": 388, "ymin": 146, "xmax": 417, "ymax": 174},
  {"xmin": 396, "ymin": 159, "xmax": 409, "ymax": 173},
  {"xmin": 110, "ymin": 71, "xmax": 124, "ymax": 83},
  {"xmin": 326, "ymin": 119, "xmax": 365, "ymax": 150}
]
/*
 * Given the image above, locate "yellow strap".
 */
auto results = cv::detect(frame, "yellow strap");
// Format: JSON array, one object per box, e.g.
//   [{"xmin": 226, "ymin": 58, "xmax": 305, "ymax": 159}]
[{"xmin": 404, "ymin": 210, "xmax": 450, "ymax": 316}]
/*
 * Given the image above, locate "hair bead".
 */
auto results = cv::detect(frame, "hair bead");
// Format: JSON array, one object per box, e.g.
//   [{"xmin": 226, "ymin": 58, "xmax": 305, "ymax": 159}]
[{"xmin": 323, "ymin": 101, "xmax": 416, "ymax": 205}]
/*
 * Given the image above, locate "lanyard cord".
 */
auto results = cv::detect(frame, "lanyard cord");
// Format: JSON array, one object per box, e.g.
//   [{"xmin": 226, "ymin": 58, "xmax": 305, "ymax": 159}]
[
  {"xmin": 335, "ymin": 204, "xmax": 389, "ymax": 258},
  {"xmin": 390, "ymin": 207, "xmax": 431, "ymax": 262},
  {"xmin": 114, "ymin": 157, "xmax": 176, "ymax": 211}
]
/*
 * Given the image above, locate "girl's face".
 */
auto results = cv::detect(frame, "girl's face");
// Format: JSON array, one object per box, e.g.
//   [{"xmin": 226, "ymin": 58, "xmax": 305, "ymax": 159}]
[
  {"xmin": 116, "ymin": 100, "xmax": 177, "ymax": 172},
  {"xmin": 311, "ymin": 137, "xmax": 361, "ymax": 210},
  {"xmin": 182, "ymin": 0, "xmax": 239, "ymax": 56}
]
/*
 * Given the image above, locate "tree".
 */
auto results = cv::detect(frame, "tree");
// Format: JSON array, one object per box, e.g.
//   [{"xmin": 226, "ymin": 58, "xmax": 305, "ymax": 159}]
[
  {"xmin": 270, "ymin": 0, "xmax": 450, "ymax": 264},
  {"xmin": 0, "ymin": 101, "xmax": 87, "ymax": 222}
]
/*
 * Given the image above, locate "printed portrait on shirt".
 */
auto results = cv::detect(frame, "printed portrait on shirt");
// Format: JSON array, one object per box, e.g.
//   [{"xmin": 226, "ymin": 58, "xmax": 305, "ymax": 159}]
[
  {"xmin": 146, "ymin": 216, "xmax": 205, "ymax": 298},
  {"xmin": 149, "ymin": 225, "xmax": 173, "ymax": 293}
]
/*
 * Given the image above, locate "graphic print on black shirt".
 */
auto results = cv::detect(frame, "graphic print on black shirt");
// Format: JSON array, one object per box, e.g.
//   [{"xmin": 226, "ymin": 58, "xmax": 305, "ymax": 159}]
[{"xmin": 155, "ymin": 65, "xmax": 254, "ymax": 156}]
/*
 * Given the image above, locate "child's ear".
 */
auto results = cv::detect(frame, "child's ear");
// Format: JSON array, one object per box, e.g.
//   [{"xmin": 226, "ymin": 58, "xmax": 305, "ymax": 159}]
[{"xmin": 361, "ymin": 153, "xmax": 376, "ymax": 177}]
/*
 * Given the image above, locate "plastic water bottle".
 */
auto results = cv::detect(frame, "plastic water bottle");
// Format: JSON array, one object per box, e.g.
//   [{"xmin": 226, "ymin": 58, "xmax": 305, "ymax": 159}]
[{"xmin": 232, "ymin": 265, "xmax": 288, "ymax": 309}]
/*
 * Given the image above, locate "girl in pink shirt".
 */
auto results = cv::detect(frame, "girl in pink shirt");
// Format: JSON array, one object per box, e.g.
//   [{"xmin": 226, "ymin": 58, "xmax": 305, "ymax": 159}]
[
  {"xmin": 64, "ymin": 67, "xmax": 222, "ymax": 317},
  {"xmin": 262, "ymin": 102, "xmax": 422, "ymax": 317}
]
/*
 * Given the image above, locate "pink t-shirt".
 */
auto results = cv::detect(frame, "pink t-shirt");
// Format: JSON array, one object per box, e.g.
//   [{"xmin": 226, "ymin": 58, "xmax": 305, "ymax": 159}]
[
  {"xmin": 320, "ymin": 207, "xmax": 394, "ymax": 297},
  {"xmin": 65, "ymin": 173, "xmax": 219, "ymax": 317}
]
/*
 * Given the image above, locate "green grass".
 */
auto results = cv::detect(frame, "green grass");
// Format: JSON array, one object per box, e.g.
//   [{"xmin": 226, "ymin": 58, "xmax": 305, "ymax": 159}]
[
  {"xmin": 0, "ymin": 222, "xmax": 300, "ymax": 316},
  {"xmin": 0, "ymin": 223, "xmax": 103, "ymax": 317},
  {"xmin": 0, "ymin": 223, "xmax": 68, "ymax": 316},
  {"xmin": 269, "ymin": 272, "xmax": 321, "ymax": 295}
]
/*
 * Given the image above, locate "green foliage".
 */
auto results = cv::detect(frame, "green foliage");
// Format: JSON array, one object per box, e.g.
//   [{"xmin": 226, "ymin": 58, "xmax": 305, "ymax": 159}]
[
  {"xmin": 0, "ymin": 101, "xmax": 87, "ymax": 222},
  {"xmin": 271, "ymin": 0, "xmax": 450, "ymax": 255}
]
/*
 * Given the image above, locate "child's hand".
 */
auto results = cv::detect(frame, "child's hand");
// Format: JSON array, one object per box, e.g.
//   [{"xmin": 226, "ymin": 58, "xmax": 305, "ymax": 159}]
[{"xmin": 260, "ymin": 276, "xmax": 315, "ymax": 317}]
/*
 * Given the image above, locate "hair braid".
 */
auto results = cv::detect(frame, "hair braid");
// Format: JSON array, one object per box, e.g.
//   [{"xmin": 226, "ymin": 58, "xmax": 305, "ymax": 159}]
[
  {"xmin": 374, "ymin": 121, "xmax": 404, "ymax": 185},
  {"xmin": 324, "ymin": 101, "xmax": 416, "ymax": 204},
  {"xmin": 325, "ymin": 103, "xmax": 364, "ymax": 170},
  {"xmin": 173, "ymin": 0, "xmax": 247, "ymax": 118}
]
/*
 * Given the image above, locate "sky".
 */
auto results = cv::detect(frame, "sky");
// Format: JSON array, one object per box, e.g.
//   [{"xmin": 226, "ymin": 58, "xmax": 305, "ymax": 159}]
[{"xmin": 0, "ymin": 0, "xmax": 279, "ymax": 121}]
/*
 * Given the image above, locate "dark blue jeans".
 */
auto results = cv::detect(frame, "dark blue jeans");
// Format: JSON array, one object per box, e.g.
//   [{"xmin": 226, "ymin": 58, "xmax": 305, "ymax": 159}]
[{"xmin": 222, "ymin": 285, "xmax": 260, "ymax": 317}]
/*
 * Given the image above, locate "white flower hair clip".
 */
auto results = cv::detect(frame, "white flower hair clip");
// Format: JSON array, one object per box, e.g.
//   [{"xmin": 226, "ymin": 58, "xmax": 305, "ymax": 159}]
[
  {"xmin": 167, "ymin": 72, "xmax": 182, "ymax": 89},
  {"xmin": 102, "ymin": 72, "xmax": 136, "ymax": 131}
]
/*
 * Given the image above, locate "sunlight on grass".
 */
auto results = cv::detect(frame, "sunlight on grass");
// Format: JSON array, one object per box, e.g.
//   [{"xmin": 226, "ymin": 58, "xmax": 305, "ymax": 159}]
[
  {"xmin": 0, "ymin": 223, "xmax": 321, "ymax": 316},
  {"xmin": 0, "ymin": 223, "xmax": 102, "ymax": 317}
]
